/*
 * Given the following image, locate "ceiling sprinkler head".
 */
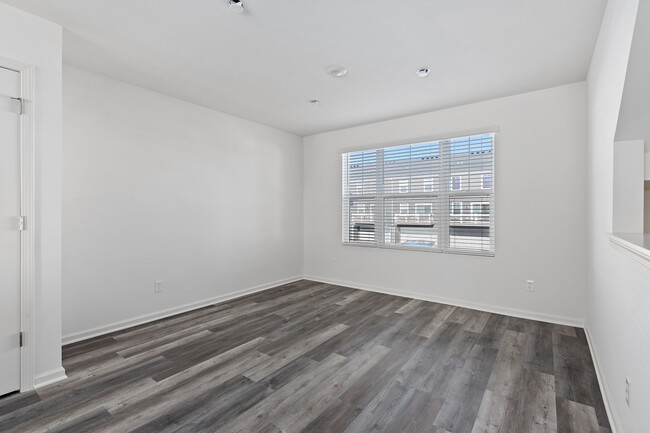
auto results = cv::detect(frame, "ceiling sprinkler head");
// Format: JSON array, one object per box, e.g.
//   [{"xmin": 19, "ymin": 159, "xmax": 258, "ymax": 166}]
[
  {"xmin": 417, "ymin": 67, "xmax": 431, "ymax": 78},
  {"xmin": 228, "ymin": 0, "xmax": 244, "ymax": 14},
  {"xmin": 327, "ymin": 65, "xmax": 348, "ymax": 78}
]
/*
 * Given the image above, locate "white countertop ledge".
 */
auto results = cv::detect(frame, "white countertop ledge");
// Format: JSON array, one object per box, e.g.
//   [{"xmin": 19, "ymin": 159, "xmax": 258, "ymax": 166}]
[{"xmin": 609, "ymin": 233, "xmax": 650, "ymax": 268}]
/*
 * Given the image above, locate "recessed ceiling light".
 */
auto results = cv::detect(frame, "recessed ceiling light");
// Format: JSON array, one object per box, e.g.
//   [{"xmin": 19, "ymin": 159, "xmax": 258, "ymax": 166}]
[
  {"xmin": 228, "ymin": 0, "xmax": 244, "ymax": 14},
  {"xmin": 417, "ymin": 67, "xmax": 430, "ymax": 78},
  {"xmin": 327, "ymin": 65, "xmax": 348, "ymax": 78},
  {"xmin": 309, "ymin": 99, "xmax": 320, "ymax": 105}
]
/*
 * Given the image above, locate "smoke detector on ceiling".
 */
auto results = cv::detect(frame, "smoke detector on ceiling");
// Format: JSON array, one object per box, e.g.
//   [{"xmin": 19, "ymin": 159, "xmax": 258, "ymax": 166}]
[
  {"xmin": 417, "ymin": 67, "xmax": 431, "ymax": 78},
  {"xmin": 228, "ymin": 0, "xmax": 244, "ymax": 14}
]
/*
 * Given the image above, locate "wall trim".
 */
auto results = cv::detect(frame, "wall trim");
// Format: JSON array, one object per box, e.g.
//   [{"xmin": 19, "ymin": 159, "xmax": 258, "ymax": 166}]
[
  {"xmin": 609, "ymin": 233, "xmax": 650, "ymax": 269},
  {"xmin": 62, "ymin": 276, "xmax": 303, "ymax": 345},
  {"xmin": 304, "ymin": 275, "xmax": 585, "ymax": 327},
  {"xmin": 584, "ymin": 324, "xmax": 622, "ymax": 433},
  {"xmin": 34, "ymin": 367, "xmax": 67, "ymax": 389}
]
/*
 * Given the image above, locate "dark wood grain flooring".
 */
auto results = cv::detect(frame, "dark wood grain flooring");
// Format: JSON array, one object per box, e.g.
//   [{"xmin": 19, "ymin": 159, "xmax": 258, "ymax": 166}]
[{"xmin": 0, "ymin": 280, "xmax": 610, "ymax": 433}]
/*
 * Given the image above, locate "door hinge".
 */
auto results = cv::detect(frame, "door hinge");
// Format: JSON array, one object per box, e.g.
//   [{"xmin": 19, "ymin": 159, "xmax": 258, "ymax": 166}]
[
  {"xmin": 18, "ymin": 216, "xmax": 25, "ymax": 231},
  {"xmin": 19, "ymin": 332, "xmax": 24, "ymax": 347},
  {"xmin": 11, "ymin": 97, "xmax": 24, "ymax": 115}
]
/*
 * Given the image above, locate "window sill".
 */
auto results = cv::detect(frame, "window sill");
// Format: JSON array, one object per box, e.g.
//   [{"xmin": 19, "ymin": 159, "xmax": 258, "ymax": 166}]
[
  {"xmin": 342, "ymin": 242, "xmax": 495, "ymax": 257},
  {"xmin": 608, "ymin": 233, "xmax": 650, "ymax": 269}
]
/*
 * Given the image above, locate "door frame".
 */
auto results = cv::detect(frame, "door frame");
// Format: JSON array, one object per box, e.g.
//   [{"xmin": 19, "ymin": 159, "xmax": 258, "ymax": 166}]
[{"xmin": 1, "ymin": 57, "xmax": 36, "ymax": 392}]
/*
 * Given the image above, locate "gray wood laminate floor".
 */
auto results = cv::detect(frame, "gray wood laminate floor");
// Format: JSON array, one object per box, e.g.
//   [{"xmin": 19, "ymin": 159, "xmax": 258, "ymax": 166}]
[{"xmin": 0, "ymin": 280, "xmax": 610, "ymax": 433}]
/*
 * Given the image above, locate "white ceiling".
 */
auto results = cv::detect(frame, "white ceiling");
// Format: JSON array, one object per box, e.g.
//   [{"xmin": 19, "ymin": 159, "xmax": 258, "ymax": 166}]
[
  {"xmin": 616, "ymin": 0, "xmax": 650, "ymax": 151},
  {"xmin": 2, "ymin": 0, "xmax": 607, "ymax": 136}
]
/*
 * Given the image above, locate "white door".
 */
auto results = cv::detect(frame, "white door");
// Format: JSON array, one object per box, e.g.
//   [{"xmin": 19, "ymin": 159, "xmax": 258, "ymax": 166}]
[{"xmin": 0, "ymin": 66, "xmax": 22, "ymax": 397}]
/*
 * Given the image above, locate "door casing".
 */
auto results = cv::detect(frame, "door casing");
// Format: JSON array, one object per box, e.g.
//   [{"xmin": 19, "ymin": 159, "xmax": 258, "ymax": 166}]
[{"xmin": 0, "ymin": 57, "xmax": 35, "ymax": 392}]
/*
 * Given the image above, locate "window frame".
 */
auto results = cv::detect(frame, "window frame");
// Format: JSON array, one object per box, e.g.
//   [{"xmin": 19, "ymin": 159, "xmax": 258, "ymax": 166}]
[{"xmin": 342, "ymin": 130, "xmax": 496, "ymax": 257}]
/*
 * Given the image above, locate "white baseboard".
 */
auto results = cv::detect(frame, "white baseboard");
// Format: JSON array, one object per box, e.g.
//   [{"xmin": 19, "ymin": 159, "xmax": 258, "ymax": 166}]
[
  {"xmin": 304, "ymin": 275, "xmax": 585, "ymax": 328},
  {"xmin": 584, "ymin": 324, "xmax": 621, "ymax": 433},
  {"xmin": 62, "ymin": 276, "xmax": 303, "ymax": 345},
  {"xmin": 34, "ymin": 367, "xmax": 67, "ymax": 389}
]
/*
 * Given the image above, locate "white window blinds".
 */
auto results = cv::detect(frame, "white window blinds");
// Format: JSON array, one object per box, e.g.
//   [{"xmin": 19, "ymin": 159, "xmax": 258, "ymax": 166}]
[{"xmin": 342, "ymin": 133, "xmax": 495, "ymax": 255}]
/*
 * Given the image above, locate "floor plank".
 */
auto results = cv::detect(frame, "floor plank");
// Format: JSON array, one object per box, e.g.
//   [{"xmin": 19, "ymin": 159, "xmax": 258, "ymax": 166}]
[{"xmin": 556, "ymin": 398, "xmax": 601, "ymax": 433}]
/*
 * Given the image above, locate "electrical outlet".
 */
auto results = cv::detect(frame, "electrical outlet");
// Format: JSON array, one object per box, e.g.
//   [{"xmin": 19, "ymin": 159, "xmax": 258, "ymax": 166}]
[
  {"xmin": 331, "ymin": 257, "xmax": 337, "ymax": 267},
  {"xmin": 154, "ymin": 280, "xmax": 163, "ymax": 293},
  {"xmin": 625, "ymin": 377, "xmax": 631, "ymax": 407},
  {"xmin": 526, "ymin": 280, "xmax": 535, "ymax": 292}
]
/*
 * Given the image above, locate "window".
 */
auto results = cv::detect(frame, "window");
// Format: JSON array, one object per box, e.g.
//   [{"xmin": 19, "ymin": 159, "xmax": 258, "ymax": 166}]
[
  {"xmin": 471, "ymin": 202, "xmax": 490, "ymax": 222},
  {"xmin": 482, "ymin": 173, "xmax": 492, "ymax": 189},
  {"xmin": 342, "ymin": 133, "xmax": 495, "ymax": 254}
]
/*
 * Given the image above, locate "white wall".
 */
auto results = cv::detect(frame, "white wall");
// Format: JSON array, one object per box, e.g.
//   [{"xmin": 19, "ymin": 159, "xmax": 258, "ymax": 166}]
[
  {"xmin": 304, "ymin": 83, "xmax": 587, "ymax": 325},
  {"xmin": 62, "ymin": 66, "xmax": 303, "ymax": 340},
  {"xmin": 643, "ymin": 180, "xmax": 650, "ymax": 233},
  {"xmin": 0, "ymin": 3, "xmax": 63, "ymax": 387},
  {"xmin": 586, "ymin": 0, "xmax": 650, "ymax": 431},
  {"xmin": 613, "ymin": 140, "xmax": 644, "ymax": 233}
]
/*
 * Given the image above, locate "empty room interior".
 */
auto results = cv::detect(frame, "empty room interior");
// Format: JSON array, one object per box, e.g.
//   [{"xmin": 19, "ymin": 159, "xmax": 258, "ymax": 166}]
[{"xmin": 0, "ymin": 0, "xmax": 649, "ymax": 432}]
